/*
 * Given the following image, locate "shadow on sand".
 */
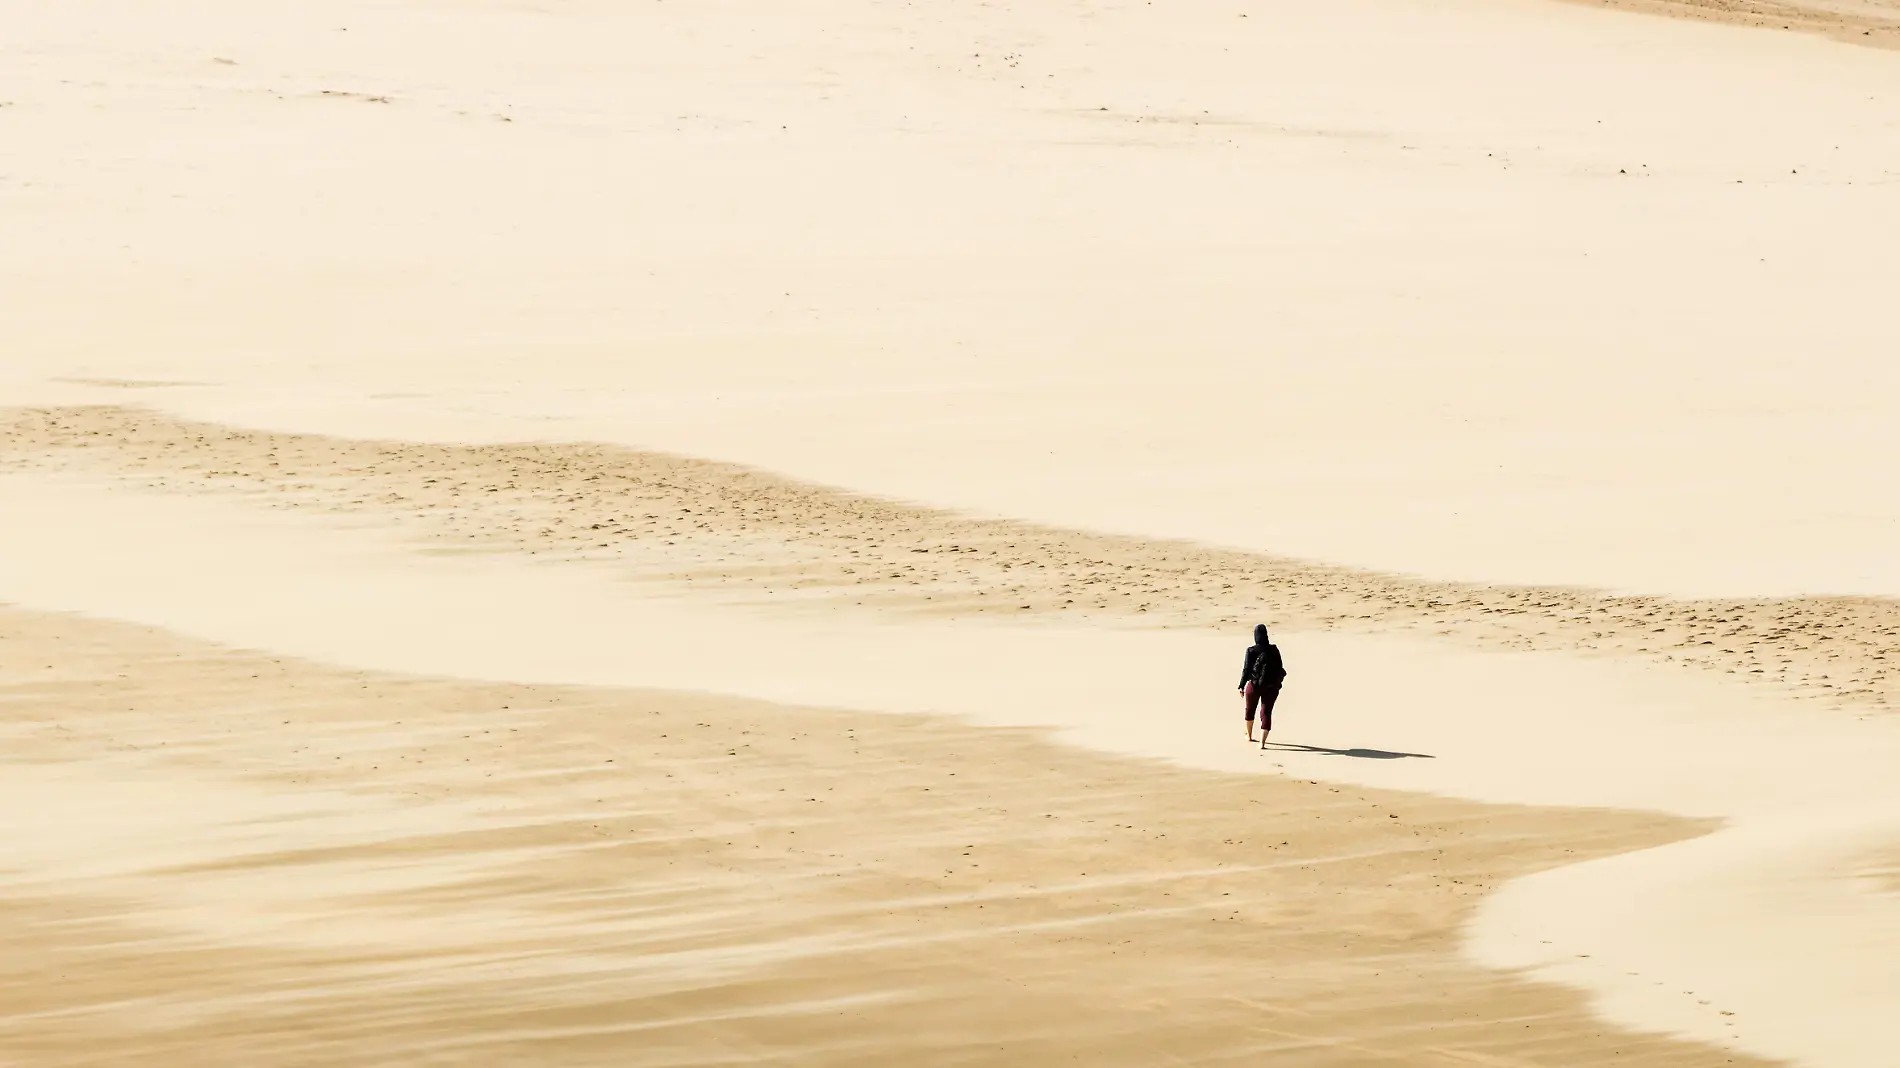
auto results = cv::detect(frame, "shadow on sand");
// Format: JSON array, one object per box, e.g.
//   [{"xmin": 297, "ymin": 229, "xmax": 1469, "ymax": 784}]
[{"xmin": 1262, "ymin": 742, "xmax": 1435, "ymax": 760}]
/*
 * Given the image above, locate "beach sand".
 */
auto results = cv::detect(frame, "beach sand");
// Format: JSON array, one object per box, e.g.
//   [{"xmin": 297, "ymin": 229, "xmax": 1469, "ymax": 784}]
[
  {"xmin": 0, "ymin": 604, "xmax": 1752, "ymax": 1066},
  {"xmin": 4, "ymin": 0, "xmax": 1899, "ymax": 1065},
  {"xmin": 2, "ymin": 434, "xmax": 1898, "ymax": 1066},
  {"xmin": 8, "ymin": 0, "xmax": 1900, "ymax": 596}
]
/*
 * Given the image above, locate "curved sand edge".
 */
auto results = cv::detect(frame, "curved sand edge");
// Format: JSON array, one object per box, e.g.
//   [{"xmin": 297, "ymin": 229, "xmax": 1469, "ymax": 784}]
[
  {"xmin": 0, "ymin": 603, "xmax": 1756, "ymax": 1066},
  {"xmin": 1472, "ymin": 813, "xmax": 1900, "ymax": 1064}
]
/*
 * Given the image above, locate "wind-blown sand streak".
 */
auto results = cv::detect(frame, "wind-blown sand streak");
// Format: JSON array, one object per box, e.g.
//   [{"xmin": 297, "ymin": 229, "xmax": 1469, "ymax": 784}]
[
  {"xmin": 0, "ymin": 606, "xmax": 1759, "ymax": 1067},
  {"xmin": 1874, "ymin": 851, "xmax": 1900, "ymax": 895},
  {"xmin": 1555, "ymin": 0, "xmax": 1900, "ymax": 49},
  {"xmin": 5, "ymin": 406, "xmax": 1893, "ymax": 717}
]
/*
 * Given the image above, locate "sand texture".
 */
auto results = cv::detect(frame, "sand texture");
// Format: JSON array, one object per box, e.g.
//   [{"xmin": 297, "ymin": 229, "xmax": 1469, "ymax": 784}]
[
  {"xmin": 9, "ymin": 0, "xmax": 1900, "ymax": 596},
  {"xmin": 4, "ymin": 406, "xmax": 1894, "ymax": 717},
  {"xmin": 0, "ymin": 606, "xmax": 1762, "ymax": 1067},
  {"xmin": 1873, "ymin": 851, "xmax": 1900, "ymax": 895}
]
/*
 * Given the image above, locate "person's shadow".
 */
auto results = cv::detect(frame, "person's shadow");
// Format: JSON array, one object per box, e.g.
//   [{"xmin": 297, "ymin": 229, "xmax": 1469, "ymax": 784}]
[{"xmin": 1262, "ymin": 742, "xmax": 1434, "ymax": 760}]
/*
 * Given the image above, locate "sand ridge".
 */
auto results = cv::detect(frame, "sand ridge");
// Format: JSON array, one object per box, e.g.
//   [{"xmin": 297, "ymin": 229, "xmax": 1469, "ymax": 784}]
[{"xmin": 5, "ymin": 405, "xmax": 1893, "ymax": 718}]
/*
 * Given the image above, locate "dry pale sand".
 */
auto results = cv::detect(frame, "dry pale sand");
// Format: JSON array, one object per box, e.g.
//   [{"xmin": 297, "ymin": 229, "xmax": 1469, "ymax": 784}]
[
  {"xmin": 5, "ymin": 408, "xmax": 1893, "ymax": 717},
  {"xmin": 4, "ymin": 0, "xmax": 1899, "ymax": 1064},
  {"xmin": 6, "ymin": 0, "xmax": 1900, "ymax": 594},
  {"xmin": 0, "ymin": 605, "xmax": 1752, "ymax": 1067},
  {"xmin": 1873, "ymin": 851, "xmax": 1900, "ymax": 894}
]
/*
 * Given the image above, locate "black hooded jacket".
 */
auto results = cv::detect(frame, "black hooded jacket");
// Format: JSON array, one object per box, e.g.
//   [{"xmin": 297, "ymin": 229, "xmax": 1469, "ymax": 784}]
[{"xmin": 1239, "ymin": 625, "xmax": 1287, "ymax": 689}]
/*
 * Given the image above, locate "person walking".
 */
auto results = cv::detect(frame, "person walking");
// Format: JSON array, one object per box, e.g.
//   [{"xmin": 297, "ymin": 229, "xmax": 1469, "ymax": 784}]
[{"xmin": 1239, "ymin": 623, "xmax": 1287, "ymax": 745}]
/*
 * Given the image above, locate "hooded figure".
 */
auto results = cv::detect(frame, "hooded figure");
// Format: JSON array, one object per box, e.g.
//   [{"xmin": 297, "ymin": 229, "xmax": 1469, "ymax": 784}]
[{"xmin": 1239, "ymin": 624, "xmax": 1287, "ymax": 743}]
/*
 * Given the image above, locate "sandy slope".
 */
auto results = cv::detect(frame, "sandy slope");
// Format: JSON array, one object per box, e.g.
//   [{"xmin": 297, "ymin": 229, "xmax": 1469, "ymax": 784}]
[{"xmin": 0, "ymin": 605, "xmax": 1750, "ymax": 1067}]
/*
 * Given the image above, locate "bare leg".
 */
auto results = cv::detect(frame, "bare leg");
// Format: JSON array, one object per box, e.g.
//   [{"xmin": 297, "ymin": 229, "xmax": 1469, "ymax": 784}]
[{"xmin": 1257, "ymin": 685, "xmax": 1280, "ymax": 748}]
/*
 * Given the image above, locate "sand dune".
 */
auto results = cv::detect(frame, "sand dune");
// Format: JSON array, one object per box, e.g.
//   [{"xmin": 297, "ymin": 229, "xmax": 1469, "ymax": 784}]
[{"xmin": 5, "ymin": 0, "xmax": 1899, "ymax": 1064}]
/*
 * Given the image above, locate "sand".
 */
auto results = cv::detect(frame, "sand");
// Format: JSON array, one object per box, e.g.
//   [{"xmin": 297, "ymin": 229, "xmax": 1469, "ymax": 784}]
[
  {"xmin": 6, "ymin": 0, "xmax": 1900, "ymax": 595},
  {"xmin": 6, "ymin": 409, "xmax": 1894, "ymax": 718},
  {"xmin": 5, "ymin": 604, "xmax": 1782, "ymax": 1066},
  {"xmin": 1558, "ymin": 0, "xmax": 1900, "ymax": 48},
  {"xmin": 3, "ymin": 440, "xmax": 1899, "ymax": 1064},
  {"xmin": 4, "ymin": 0, "xmax": 1899, "ymax": 1065}
]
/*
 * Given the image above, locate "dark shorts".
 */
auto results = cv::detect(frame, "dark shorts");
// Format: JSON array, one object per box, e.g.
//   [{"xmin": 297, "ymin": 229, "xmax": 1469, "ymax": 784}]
[{"xmin": 1244, "ymin": 681, "xmax": 1282, "ymax": 727}]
